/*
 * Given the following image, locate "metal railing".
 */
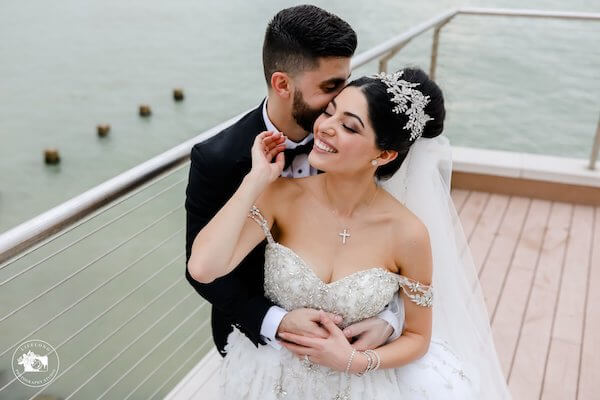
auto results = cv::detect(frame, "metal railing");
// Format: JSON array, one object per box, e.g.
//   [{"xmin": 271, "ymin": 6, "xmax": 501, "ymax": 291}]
[
  {"xmin": 2, "ymin": 7, "xmax": 600, "ymax": 265},
  {"xmin": 352, "ymin": 7, "xmax": 600, "ymax": 171},
  {"xmin": 0, "ymin": 7, "xmax": 599, "ymax": 399}
]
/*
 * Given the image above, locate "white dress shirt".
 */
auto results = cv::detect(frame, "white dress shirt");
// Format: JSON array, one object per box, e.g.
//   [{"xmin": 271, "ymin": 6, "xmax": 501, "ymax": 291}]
[{"xmin": 259, "ymin": 99, "xmax": 400, "ymax": 348}]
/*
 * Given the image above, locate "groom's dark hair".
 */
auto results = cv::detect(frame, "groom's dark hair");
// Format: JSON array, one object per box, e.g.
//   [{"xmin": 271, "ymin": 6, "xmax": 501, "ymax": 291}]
[{"xmin": 262, "ymin": 5, "xmax": 357, "ymax": 87}]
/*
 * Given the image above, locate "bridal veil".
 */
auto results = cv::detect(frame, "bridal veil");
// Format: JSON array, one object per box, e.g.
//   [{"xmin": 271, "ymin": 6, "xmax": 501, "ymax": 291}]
[{"xmin": 379, "ymin": 135, "xmax": 512, "ymax": 399}]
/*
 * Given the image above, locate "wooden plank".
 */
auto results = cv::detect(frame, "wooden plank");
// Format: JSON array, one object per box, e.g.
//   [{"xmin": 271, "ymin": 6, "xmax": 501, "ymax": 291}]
[
  {"xmin": 577, "ymin": 206, "xmax": 600, "ymax": 400},
  {"xmin": 467, "ymin": 193, "xmax": 511, "ymax": 274},
  {"xmin": 459, "ymin": 191, "xmax": 490, "ymax": 240},
  {"xmin": 508, "ymin": 202, "xmax": 572, "ymax": 399},
  {"xmin": 451, "ymin": 188, "xmax": 470, "ymax": 212},
  {"xmin": 542, "ymin": 205, "xmax": 594, "ymax": 399},
  {"xmin": 491, "ymin": 199, "xmax": 551, "ymax": 377},
  {"xmin": 479, "ymin": 196, "xmax": 530, "ymax": 315}
]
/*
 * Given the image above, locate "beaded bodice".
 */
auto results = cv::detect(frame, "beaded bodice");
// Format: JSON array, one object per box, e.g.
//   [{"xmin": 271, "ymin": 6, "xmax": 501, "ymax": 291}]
[
  {"xmin": 264, "ymin": 242, "xmax": 401, "ymax": 328},
  {"xmin": 249, "ymin": 206, "xmax": 433, "ymax": 329}
]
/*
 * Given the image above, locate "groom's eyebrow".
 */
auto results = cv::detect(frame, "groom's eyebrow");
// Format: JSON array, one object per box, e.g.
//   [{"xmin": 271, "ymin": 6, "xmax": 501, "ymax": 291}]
[{"xmin": 320, "ymin": 74, "xmax": 350, "ymax": 88}]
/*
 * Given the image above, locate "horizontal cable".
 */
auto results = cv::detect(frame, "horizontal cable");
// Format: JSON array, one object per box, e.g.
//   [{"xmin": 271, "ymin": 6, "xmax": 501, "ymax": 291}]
[
  {"xmin": 150, "ymin": 335, "xmax": 214, "ymax": 400},
  {"xmin": 0, "ymin": 230, "xmax": 183, "ymax": 359},
  {"xmin": 94, "ymin": 303, "xmax": 207, "ymax": 400},
  {"xmin": 0, "ymin": 176, "xmax": 186, "ymax": 281},
  {"xmin": 64, "ymin": 294, "xmax": 204, "ymax": 400},
  {"xmin": 0, "ymin": 162, "xmax": 189, "ymax": 270},
  {"xmin": 23, "ymin": 274, "xmax": 203, "ymax": 399},
  {"xmin": 3, "ymin": 255, "xmax": 187, "ymax": 395},
  {"xmin": 123, "ymin": 318, "xmax": 211, "ymax": 400},
  {"xmin": 0, "ymin": 204, "xmax": 182, "ymax": 324}
]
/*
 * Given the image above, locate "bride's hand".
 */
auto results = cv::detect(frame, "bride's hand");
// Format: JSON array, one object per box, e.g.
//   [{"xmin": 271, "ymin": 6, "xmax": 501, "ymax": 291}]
[
  {"xmin": 279, "ymin": 311, "xmax": 359, "ymax": 373},
  {"xmin": 248, "ymin": 131, "xmax": 286, "ymax": 187}
]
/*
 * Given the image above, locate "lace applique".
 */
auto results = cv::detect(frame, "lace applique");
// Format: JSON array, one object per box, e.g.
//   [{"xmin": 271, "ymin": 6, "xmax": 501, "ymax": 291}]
[{"xmin": 397, "ymin": 275, "xmax": 433, "ymax": 307}]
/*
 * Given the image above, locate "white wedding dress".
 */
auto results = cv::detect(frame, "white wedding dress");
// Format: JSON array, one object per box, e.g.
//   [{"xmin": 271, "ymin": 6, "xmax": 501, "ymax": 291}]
[
  {"xmin": 217, "ymin": 135, "xmax": 510, "ymax": 399},
  {"xmin": 218, "ymin": 206, "xmax": 477, "ymax": 400}
]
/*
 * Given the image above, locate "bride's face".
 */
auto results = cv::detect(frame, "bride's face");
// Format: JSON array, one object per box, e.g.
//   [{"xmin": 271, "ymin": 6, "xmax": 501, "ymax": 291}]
[{"xmin": 308, "ymin": 86, "xmax": 382, "ymax": 175}]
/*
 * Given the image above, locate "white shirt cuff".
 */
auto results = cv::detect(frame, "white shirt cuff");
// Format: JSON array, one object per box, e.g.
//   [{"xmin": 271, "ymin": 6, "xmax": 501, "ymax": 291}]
[
  {"xmin": 260, "ymin": 305, "xmax": 287, "ymax": 349},
  {"xmin": 377, "ymin": 308, "xmax": 401, "ymax": 342}
]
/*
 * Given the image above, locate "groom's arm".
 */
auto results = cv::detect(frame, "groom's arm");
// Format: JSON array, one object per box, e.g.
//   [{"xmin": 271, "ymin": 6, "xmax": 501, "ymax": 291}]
[{"xmin": 185, "ymin": 143, "xmax": 279, "ymax": 347}]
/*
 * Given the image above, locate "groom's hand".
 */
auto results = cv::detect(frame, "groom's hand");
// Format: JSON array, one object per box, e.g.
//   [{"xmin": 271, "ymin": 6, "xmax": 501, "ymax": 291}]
[
  {"xmin": 277, "ymin": 308, "xmax": 343, "ymax": 340},
  {"xmin": 342, "ymin": 316, "xmax": 393, "ymax": 350}
]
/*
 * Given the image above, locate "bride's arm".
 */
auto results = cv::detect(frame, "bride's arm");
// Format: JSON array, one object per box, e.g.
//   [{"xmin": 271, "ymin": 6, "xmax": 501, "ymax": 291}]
[
  {"xmin": 351, "ymin": 218, "xmax": 433, "ymax": 372},
  {"xmin": 187, "ymin": 131, "xmax": 285, "ymax": 284}
]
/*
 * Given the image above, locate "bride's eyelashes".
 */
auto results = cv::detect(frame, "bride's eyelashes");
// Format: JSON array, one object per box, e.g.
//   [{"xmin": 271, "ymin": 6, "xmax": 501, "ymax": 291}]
[{"xmin": 322, "ymin": 108, "xmax": 359, "ymax": 134}]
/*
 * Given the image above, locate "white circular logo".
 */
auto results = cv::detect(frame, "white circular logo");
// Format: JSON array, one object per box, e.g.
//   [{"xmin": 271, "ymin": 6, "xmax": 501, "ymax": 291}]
[{"xmin": 11, "ymin": 340, "xmax": 60, "ymax": 387}]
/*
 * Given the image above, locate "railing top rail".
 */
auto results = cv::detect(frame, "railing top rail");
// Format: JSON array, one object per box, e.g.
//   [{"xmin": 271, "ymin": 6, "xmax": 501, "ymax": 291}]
[
  {"xmin": 1, "ymin": 7, "xmax": 599, "ymax": 263},
  {"xmin": 457, "ymin": 7, "xmax": 600, "ymax": 20},
  {"xmin": 0, "ymin": 112, "xmax": 246, "ymax": 262},
  {"xmin": 351, "ymin": 8, "xmax": 458, "ymax": 70},
  {"xmin": 352, "ymin": 7, "xmax": 600, "ymax": 70}
]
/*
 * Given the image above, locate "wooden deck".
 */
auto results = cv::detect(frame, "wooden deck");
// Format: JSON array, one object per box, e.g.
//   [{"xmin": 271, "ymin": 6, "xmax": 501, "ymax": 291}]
[
  {"xmin": 451, "ymin": 189, "xmax": 599, "ymax": 400},
  {"xmin": 170, "ymin": 189, "xmax": 599, "ymax": 400}
]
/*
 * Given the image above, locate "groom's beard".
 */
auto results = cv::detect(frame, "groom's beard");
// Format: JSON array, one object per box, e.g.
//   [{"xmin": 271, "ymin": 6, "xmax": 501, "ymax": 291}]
[{"xmin": 292, "ymin": 89, "xmax": 324, "ymax": 134}]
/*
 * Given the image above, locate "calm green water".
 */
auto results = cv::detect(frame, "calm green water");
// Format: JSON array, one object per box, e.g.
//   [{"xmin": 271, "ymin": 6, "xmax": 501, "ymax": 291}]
[{"xmin": 1, "ymin": 0, "xmax": 599, "ymax": 233}]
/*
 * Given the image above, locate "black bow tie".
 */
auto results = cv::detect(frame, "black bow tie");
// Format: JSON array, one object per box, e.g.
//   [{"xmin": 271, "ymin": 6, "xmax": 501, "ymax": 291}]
[{"xmin": 283, "ymin": 138, "xmax": 314, "ymax": 170}]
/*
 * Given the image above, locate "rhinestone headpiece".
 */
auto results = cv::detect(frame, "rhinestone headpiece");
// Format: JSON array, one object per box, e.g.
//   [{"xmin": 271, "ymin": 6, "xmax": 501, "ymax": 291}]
[{"xmin": 374, "ymin": 71, "xmax": 433, "ymax": 141}]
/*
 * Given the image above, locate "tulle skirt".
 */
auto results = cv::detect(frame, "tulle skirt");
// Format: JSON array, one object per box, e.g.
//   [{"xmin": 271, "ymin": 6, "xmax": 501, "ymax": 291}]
[{"xmin": 217, "ymin": 328, "xmax": 478, "ymax": 400}]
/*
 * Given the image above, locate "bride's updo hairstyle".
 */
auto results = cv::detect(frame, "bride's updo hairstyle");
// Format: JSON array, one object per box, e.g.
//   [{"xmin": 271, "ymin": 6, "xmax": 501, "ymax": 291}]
[{"xmin": 347, "ymin": 68, "xmax": 445, "ymax": 180}]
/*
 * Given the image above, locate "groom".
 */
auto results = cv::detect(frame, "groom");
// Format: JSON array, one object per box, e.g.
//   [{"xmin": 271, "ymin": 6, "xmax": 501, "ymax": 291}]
[{"xmin": 185, "ymin": 5, "xmax": 400, "ymax": 357}]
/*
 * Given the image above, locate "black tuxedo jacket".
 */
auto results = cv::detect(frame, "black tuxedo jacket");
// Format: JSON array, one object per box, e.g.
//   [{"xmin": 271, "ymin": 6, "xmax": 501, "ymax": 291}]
[{"xmin": 185, "ymin": 101, "xmax": 274, "ymax": 356}]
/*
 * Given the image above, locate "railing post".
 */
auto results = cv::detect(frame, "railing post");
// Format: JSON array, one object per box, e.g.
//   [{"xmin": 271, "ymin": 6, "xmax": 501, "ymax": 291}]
[
  {"xmin": 378, "ymin": 40, "xmax": 411, "ymax": 73},
  {"xmin": 589, "ymin": 113, "xmax": 600, "ymax": 170},
  {"xmin": 430, "ymin": 18, "xmax": 453, "ymax": 80}
]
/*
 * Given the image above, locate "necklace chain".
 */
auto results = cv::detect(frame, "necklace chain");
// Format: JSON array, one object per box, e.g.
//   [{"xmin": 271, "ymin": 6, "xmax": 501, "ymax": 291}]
[{"xmin": 323, "ymin": 179, "xmax": 379, "ymax": 245}]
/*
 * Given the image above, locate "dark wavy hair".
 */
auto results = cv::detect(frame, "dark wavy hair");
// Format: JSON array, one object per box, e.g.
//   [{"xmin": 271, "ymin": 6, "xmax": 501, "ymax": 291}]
[
  {"xmin": 262, "ymin": 5, "xmax": 357, "ymax": 87},
  {"xmin": 347, "ymin": 68, "xmax": 446, "ymax": 180}
]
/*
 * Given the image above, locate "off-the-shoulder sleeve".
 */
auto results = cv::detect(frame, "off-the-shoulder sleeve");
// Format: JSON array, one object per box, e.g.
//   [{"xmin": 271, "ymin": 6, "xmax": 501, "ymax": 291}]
[
  {"xmin": 397, "ymin": 275, "xmax": 433, "ymax": 307},
  {"xmin": 248, "ymin": 205, "xmax": 275, "ymax": 244}
]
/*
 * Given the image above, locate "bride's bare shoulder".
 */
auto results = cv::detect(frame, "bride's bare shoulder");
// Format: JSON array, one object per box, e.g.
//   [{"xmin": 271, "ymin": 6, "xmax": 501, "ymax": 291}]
[
  {"xmin": 261, "ymin": 176, "xmax": 305, "ymax": 209},
  {"xmin": 379, "ymin": 191, "xmax": 432, "ymax": 279},
  {"xmin": 274, "ymin": 175, "xmax": 320, "ymax": 195},
  {"xmin": 269, "ymin": 176, "xmax": 305, "ymax": 196},
  {"xmin": 380, "ymin": 190, "xmax": 430, "ymax": 247}
]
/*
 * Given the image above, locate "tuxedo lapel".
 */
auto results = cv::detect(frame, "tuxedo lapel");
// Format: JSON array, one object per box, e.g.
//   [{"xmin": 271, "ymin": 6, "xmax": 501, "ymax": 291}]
[{"xmin": 234, "ymin": 100, "xmax": 268, "ymax": 167}]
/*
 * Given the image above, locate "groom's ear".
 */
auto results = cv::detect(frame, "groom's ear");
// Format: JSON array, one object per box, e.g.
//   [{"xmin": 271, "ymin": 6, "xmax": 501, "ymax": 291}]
[{"xmin": 271, "ymin": 72, "xmax": 292, "ymax": 99}]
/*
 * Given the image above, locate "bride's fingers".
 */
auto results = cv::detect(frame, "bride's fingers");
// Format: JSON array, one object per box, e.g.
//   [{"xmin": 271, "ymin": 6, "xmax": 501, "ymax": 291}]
[
  {"xmin": 350, "ymin": 337, "xmax": 371, "ymax": 352},
  {"xmin": 265, "ymin": 143, "xmax": 285, "ymax": 161},
  {"xmin": 278, "ymin": 332, "xmax": 319, "ymax": 348},
  {"xmin": 320, "ymin": 313, "xmax": 343, "ymax": 336},
  {"xmin": 321, "ymin": 312, "xmax": 343, "ymax": 325},
  {"xmin": 252, "ymin": 131, "xmax": 274, "ymax": 154},
  {"xmin": 279, "ymin": 340, "xmax": 315, "ymax": 357},
  {"xmin": 261, "ymin": 135, "xmax": 285, "ymax": 158},
  {"xmin": 273, "ymin": 150, "xmax": 285, "ymax": 168},
  {"xmin": 261, "ymin": 135, "xmax": 279, "ymax": 149},
  {"xmin": 262, "ymin": 132, "xmax": 285, "ymax": 150}
]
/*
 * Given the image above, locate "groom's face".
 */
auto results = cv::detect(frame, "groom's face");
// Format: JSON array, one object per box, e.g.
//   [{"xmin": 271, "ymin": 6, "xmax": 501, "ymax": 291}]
[{"xmin": 291, "ymin": 57, "xmax": 350, "ymax": 133}]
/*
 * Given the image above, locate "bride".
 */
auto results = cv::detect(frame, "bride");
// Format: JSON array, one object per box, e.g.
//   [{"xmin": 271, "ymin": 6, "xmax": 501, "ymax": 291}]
[{"xmin": 187, "ymin": 67, "xmax": 511, "ymax": 399}]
